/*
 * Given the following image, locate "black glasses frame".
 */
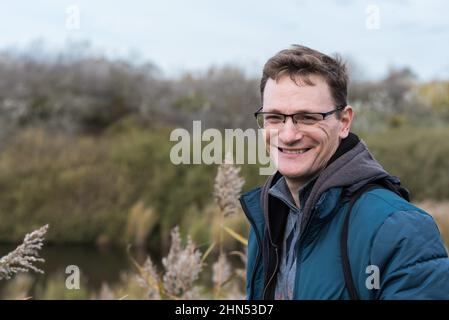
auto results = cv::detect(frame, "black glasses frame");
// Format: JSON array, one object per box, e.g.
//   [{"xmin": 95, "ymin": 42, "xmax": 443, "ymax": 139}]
[{"xmin": 254, "ymin": 105, "xmax": 346, "ymax": 127}]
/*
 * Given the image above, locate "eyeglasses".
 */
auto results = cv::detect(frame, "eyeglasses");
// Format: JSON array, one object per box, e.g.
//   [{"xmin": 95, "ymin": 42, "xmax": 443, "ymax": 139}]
[{"xmin": 254, "ymin": 105, "xmax": 346, "ymax": 129}]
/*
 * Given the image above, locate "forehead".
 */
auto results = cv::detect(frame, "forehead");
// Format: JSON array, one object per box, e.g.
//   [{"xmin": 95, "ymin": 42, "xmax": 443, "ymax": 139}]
[{"xmin": 262, "ymin": 74, "xmax": 334, "ymax": 113}]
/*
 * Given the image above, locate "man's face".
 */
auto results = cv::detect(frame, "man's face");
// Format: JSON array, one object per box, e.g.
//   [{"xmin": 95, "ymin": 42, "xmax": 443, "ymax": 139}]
[{"xmin": 262, "ymin": 74, "xmax": 353, "ymax": 186}]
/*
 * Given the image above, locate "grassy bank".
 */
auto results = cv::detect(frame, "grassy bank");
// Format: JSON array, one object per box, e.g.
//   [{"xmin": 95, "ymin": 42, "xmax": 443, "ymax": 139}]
[{"xmin": 0, "ymin": 124, "xmax": 448, "ymax": 248}]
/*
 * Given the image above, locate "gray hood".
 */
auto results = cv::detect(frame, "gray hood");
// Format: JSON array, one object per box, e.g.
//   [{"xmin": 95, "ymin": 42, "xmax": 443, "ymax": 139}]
[
  {"xmin": 261, "ymin": 133, "xmax": 406, "ymax": 240},
  {"xmin": 300, "ymin": 139, "xmax": 390, "ymax": 232}
]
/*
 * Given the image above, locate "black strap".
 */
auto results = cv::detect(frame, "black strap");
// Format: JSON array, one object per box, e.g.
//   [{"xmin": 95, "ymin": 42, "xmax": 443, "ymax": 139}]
[
  {"xmin": 341, "ymin": 178, "xmax": 410, "ymax": 300},
  {"xmin": 340, "ymin": 183, "xmax": 387, "ymax": 300}
]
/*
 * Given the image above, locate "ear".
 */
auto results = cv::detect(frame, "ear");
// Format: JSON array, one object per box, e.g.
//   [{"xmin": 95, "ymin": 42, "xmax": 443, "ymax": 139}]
[{"xmin": 338, "ymin": 105, "xmax": 353, "ymax": 139}]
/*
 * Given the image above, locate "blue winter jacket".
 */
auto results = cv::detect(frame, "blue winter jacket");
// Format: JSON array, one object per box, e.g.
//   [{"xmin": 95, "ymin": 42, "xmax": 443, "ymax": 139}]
[{"xmin": 240, "ymin": 134, "xmax": 449, "ymax": 299}]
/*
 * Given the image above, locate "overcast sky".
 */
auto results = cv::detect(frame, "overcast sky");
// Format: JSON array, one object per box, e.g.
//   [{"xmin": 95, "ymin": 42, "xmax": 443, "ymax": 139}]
[{"xmin": 1, "ymin": 0, "xmax": 448, "ymax": 80}]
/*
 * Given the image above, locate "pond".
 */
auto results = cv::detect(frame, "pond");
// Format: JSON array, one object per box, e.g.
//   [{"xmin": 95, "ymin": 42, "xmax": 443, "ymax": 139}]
[{"xmin": 0, "ymin": 244, "xmax": 149, "ymax": 299}]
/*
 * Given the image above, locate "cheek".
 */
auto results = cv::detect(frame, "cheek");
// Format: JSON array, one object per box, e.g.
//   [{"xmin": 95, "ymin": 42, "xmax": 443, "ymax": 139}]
[
  {"xmin": 308, "ymin": 124, "xmax": 339, "ymax": 156},
  {"xmin": 304, "ymin": 124, "xmax": 332, "ymax": 147}
]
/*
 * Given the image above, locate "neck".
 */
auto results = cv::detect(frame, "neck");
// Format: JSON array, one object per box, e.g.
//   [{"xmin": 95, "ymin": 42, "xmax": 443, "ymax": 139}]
[
  {"xmin": 284, "ymin": 178, "xmax": 305, "ymax": 208},
  {"xmin": 284, "ymin": 170, "xmax": 322, "ymax": 208}
]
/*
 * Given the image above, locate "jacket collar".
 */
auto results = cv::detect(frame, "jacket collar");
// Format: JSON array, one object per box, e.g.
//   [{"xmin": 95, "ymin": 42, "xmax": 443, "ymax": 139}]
[
  {"xmin": 242, "ymin": 132, "xmax": 367, "ymax": 244},
  {"xmin": 262, "ymin": 133, "xmax": 361, "ymax": 245}
]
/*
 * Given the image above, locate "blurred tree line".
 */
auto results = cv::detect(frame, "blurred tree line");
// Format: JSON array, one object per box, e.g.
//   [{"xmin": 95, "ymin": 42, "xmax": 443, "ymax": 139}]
[
  {"xmin": 1, "ymin": 47, "xmax": 448, "ymax": 142},
  {"xmin": 0, "ymin": 48, "xmax": 260, "ymax": 144},
  {"xmin": 0, "ymin": 45, "xmax": 448, "ymax": 249}
]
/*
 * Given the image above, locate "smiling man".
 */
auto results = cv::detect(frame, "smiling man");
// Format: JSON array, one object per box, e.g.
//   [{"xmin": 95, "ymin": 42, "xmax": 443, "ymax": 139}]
[{"xmin": 240, "ymin": 45, "xmax": 449, "ymax": 300}]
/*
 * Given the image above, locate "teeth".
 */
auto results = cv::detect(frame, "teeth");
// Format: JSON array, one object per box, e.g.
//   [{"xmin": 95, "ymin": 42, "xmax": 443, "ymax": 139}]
[{"xmin": 281, "ymin": 148, "xmax": 308, "ymax": 154}]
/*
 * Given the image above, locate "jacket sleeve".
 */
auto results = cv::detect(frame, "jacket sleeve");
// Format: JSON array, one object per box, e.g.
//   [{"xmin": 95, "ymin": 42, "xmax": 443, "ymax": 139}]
[{"xmin": 370, "ymin": 210, "xmax": 449, "ymax": 299}]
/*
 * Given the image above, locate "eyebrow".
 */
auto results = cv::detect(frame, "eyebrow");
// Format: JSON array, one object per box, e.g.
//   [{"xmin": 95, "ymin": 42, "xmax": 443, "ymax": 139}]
[{"xmin": 263, "ymin": 107, "xmax": 316, "ymax": 114}]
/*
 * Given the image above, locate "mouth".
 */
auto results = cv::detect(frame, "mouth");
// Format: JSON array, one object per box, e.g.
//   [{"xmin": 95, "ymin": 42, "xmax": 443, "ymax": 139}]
[{"xmin": 277, "ymin": 147, "xmax": 312, "ymax": 155}]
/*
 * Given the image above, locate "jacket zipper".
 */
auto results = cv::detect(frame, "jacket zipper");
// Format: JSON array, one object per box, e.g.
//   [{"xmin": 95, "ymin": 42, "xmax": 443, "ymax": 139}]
[
  {"xmin": 239, "ymin": 197, "xmax": 262, "ymax": 300},
  {"xmin": 262, "ymin": 246, "xmax": 279, "ymax": 299}
]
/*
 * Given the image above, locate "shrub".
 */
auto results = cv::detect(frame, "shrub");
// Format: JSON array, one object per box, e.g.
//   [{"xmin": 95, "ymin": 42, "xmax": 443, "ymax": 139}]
[{"xmin": 362, "ymin": 126, "xmax": 449, "ymax": 201}]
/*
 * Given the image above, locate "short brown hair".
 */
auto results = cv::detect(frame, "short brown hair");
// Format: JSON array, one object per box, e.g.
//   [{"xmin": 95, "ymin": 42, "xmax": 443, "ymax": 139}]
[{"xmin": 260, "ymin": 45, "xmax": 348, "ymax": 109}]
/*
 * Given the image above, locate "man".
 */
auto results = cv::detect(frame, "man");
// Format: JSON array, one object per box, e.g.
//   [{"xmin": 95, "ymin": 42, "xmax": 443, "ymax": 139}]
[{"xmin": 240, "ymin": 45, "xmax": 449, "ymax": 299}]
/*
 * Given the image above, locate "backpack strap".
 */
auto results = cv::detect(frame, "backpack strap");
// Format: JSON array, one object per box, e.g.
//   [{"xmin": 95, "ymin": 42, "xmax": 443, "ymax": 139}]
[
  {"xmin": 340, "ymin": 179, "xmax": 409, "ymax": 300},
  {"xmin": 340, "ymin": 183, "xmax": 381, "ymax": 300}
]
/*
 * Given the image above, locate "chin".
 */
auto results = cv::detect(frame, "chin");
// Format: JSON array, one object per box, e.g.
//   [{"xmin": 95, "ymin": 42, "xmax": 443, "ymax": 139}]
[{"xmin": 277, "ymin": 166, "xmax": 309, "ymax": 180}]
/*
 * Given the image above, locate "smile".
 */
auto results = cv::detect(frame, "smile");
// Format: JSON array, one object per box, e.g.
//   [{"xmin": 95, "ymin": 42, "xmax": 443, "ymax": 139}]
[{"xmin": 278, "ymin": 147, "xmax": 311, "ymax": 154}]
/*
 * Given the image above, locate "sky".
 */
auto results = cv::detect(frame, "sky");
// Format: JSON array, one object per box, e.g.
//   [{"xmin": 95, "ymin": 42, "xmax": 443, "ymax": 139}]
[{"xmin": 1, "ymin": 0, "xmax": 448, "ymax": 80}]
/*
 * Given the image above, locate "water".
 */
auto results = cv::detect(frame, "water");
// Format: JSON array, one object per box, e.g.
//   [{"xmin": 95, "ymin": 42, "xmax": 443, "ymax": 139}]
[
  {"xmin": 0, "ymin": 244, "xmax": 245, "ymax": 299},
  {"xmin": 0, "ymin": 244, "xmax": 145, "ymax": 298}
]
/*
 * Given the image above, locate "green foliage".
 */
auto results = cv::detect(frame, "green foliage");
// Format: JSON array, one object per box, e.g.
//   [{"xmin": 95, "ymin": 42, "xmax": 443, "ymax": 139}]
[
  {"xmin": 0, "ymin": 124, "xmax": 247, "ymax": 250},
  {"xmin": 0, "ymin": 124, "xmax": 448, "ymax": 248},
  {"xmin": 417, "ymin": 81, "xmax": 449, "ymax": 118},
  {"xmin": 362, "ymin": 126, "xmax": 449, "ymax": 201},
  {"xmin": 0, "ymin": 129, "xmax": 133, "ymax": 244}
]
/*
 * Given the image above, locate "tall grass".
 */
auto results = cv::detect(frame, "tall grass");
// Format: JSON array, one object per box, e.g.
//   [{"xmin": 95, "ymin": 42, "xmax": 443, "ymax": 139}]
[
  {"xmin": 0, "ymin": 225, "xmax": 48, "ymax": 281},
  {"xmin": 129, "ymin": 160, "xmax": 247, "ymax": 300}
]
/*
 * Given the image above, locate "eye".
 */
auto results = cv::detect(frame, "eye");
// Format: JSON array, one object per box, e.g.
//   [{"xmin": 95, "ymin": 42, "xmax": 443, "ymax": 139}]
[
  {"xmin": 265, "ymin": 114, "xmax": 284, "ymax": 123},
  {"xmin": 295, "ymin": 114, "xmax": 321, "ymax": 124}
]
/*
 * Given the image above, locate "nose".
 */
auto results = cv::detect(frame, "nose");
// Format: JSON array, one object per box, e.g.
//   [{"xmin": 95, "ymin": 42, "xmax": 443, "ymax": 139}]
[{"xmin": 278, "ymin": 117, "xmax": 302, "ymax": 145}]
